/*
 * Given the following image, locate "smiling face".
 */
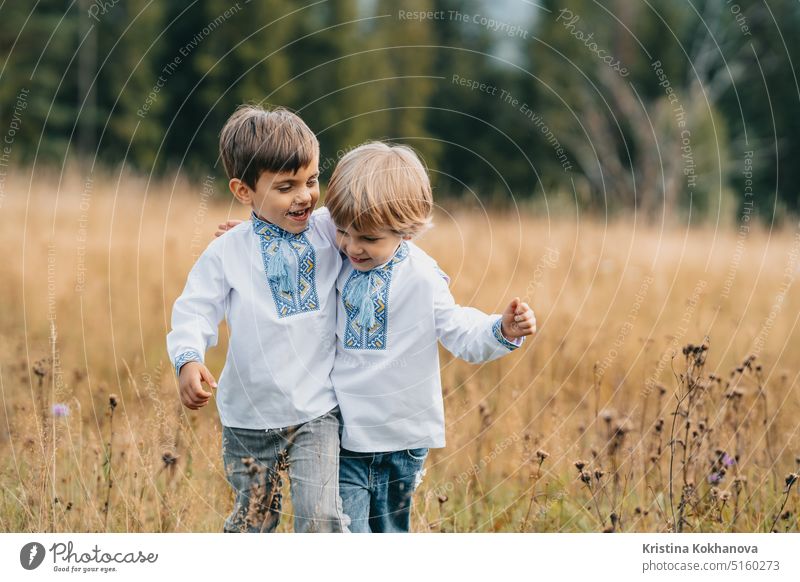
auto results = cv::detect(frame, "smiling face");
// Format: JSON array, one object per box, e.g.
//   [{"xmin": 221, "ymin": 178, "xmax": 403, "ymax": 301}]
[
  {"xmin": 229, "ymin": 154, "xmax": 320, "ymax": 233},
  {"xmin": 324, "ymin": 143, "xmax": 433, "ymax": 266},
  {"xmin": 335, "ymin": 223, "xmax": 407, "ymax": 271}
]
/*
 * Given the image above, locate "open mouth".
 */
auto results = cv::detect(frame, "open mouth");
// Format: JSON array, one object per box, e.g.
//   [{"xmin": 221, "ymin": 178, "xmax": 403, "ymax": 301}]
[
  {"xmin": 349, "ymin": 256, "xmax": 370, "ymax": 264},
  {"xmin": 285, "ymin": 207, "xmax": 311, "ymax": 221}
]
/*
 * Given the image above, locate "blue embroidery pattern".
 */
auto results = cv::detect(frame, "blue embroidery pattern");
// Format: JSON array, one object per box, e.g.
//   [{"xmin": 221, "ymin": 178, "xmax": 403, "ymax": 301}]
[
  {"xmin": 174, "ymin": 350, "xmax": 202, "ymax": 375},
  {"xmin": 342, "ymin": 242, "xmax": 410, "ymax": 350},
  {"xmin": 252, "ymin": 213, "xmax": 319, "ymax": 318},
  {"xmin": 492, "ymin": 318, "xmax": 522, "ymax": 350}
]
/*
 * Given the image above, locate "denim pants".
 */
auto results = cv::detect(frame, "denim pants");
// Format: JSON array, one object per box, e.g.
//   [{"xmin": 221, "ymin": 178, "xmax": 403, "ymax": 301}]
[
  {"xmin": 338, "ymin": 447, "xmax": 428, "ymax": 533},
  {"xmin": 221, "ymin": 407, "xmax": 350, "ymax": 533}
]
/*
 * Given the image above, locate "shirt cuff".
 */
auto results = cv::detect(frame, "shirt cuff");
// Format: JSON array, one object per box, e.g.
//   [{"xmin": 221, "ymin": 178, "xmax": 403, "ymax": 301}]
[
  {"xmin": 174, "ymin": 350, "xmax": 203, "ymax": 376},
  {"xmin": 492, "ymin": 318, "xmax": 523, "ymax": 351}
]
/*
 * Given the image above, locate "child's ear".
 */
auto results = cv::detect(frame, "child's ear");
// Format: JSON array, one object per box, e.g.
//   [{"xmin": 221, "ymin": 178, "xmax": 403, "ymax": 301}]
[{"xmin": 229, "ymin": 178, "xmax": 253, "ymax": 205}]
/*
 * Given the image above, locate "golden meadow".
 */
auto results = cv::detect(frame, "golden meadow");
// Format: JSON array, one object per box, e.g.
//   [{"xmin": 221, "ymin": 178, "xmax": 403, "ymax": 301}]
[{"xmin": 1, "ymin": 165, "xmax": 798, "ymax": 533}]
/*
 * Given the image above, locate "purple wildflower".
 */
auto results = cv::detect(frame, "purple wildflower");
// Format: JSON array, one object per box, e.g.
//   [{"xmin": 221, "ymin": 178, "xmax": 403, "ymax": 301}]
[
  {"xmin": 708, "ymin": 472, "xmax": 722, "ymax": 485},
  {"xmin": 722, "ymin": 453, "xmax": 735, "ymax": 467},
  {"xmin": 51, "ymin": 403, "xmax": 69, "ymax": 418}
]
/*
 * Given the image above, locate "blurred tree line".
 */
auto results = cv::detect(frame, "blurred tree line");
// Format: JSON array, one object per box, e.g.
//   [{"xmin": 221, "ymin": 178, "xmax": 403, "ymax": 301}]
[{"xmin": 0, "ymin": 0, "xmax": 798, "ymax": 221}]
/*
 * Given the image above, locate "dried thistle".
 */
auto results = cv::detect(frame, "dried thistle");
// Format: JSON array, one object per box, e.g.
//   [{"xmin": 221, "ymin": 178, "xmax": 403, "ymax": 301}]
[
  {"xmin": 33, "ymin": 361, "xmax": 47, "ymax": 379},
  {"xmin": 614, "ymin": 418, "xmax": 633, "ymax": 441},
  {"xmin": 161, "ymin": 451, "xmax": 179, "ymax": 467},
  {"xmin": 770, "ymin": 474, "xmax": 798, "ymax": 531},
  {"xmin": 241, "ymin": 456, "xmax": 259, "ymax": 477}
]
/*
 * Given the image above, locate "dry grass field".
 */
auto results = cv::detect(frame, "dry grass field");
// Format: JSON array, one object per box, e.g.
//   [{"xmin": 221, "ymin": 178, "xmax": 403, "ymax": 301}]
[{"xmin": 1, "ymin": 165, "xmax": 799, "ymax": 532}]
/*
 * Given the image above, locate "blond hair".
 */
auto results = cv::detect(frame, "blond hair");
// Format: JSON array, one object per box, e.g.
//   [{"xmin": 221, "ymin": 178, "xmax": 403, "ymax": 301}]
[
  {"xmin": 325, "ymin": 142, "xmax": 433, "ymax": 237},
  {"xmin": 219, "ymin": 104, "xmax": 318, "ymax": 189}
]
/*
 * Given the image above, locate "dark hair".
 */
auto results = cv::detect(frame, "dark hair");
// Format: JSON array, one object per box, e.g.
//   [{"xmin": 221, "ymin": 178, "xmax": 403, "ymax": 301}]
[{"xmin": 219, "ymin": 104, "xmax": 319, "ymax": 189}]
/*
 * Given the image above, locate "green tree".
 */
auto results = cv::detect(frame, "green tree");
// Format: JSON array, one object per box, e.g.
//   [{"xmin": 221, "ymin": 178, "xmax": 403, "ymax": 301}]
[
  {"xmin": 340, "ymin": 0, "xmax": 440, "ymax": 168},
  {"xmin": 186, "ymin": 0, "xmax": 297, "ymax": 175},
  {"xmin": 425, "ymin": 0, "xmax": 541, "ymax": 200},
  {"xmin": 530, "ymin": 0, "xmax": 739, "ymax": 221},
  {"xmin": 0, "ymin": 2, "xmax": 80, "ymax": 164},
  {"xmin": 92, "ymin": 0, "xmax": 166, "ymax": 169},
  {"xmin": 286, "ymin": 0, "xmax": 378, "ymax": 172},
  {"xmin": 717, "ymin": 0, "xmax": 800, "ymax": 218}
]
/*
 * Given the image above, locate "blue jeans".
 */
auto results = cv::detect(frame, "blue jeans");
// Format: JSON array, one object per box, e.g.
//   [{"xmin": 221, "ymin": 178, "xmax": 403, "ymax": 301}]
[
  {"xmin": 338, "ymin": 447, "xmax": 428, "ymax": 532},
  {"xmin": 221, "ymin": 407, "xmax": 349, "ymax": 533}
]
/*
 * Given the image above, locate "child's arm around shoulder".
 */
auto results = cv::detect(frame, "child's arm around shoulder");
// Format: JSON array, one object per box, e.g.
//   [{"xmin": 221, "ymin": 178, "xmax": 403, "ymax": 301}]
[
  {"xmin": 167, "ymin": 238, "xmax": 231, "ymax": 409},
  {"xmin": 419, "ymin": 250, "xmax": 536, "ymax": 364},
  {"xmin": 310, "ymin": 206, "xmax": 339, "ymax": 246}
]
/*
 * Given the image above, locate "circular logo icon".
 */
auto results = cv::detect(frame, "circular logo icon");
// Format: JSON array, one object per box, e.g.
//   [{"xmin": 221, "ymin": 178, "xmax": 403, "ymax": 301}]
[{"xmin": 20, "ymin": 542, "xmax": 46, "ymax": 570}]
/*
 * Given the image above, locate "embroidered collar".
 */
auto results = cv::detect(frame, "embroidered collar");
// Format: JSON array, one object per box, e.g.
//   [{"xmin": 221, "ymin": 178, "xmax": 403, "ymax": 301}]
[
  {"xmin": 341, "ymin": 241, "xmax": 410, "ymax": 349},
  {"xmin": 360, "ymin": 240, "xmax": 410, "ymax": 274},
  {"xmin": 251, "ymin": 210, "xmax": 320, "ymax": 318},
  {"xmin": 250, "ymin": 211, "xmax": 308, "ymax": 239}
]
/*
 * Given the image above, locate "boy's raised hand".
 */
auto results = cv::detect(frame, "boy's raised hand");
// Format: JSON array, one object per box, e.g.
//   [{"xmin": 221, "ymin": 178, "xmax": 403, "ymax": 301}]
[
  {"xmin": 500, "ymin": 297, "xmax": 536, "ymax": 341},
  {"xmin": 178, "ymin": 361, "xmax": 218, "ymax": 410},
  {"xmin": 215, "ymin": 219, "xmax": 244, "ymax": 237}
]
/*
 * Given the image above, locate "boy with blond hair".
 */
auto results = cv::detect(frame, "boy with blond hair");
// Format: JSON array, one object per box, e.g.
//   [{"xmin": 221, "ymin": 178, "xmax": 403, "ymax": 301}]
[
  {"xmin": 326, "ymin": 142, "xmax": 536, "ymax": 532},
  {"xmin": 167, "ymin": 104, "xmax": 349, "ymax": 532}
]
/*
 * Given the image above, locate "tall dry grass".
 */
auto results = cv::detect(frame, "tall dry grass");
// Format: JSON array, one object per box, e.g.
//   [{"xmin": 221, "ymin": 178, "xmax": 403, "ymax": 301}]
[{"xmin": 1, "ymin": 164, "xmax": 798, "ymax": 532}]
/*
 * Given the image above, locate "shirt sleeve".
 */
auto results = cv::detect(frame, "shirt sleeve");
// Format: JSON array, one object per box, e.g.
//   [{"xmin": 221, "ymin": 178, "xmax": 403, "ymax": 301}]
[
  {"xmin": 312, "ymin": 207, "xmax": 338, "ymax": 247},
  {"xmin": 166, "ymin": 244, "xmax": 229, "ymax": 375},
  {"xmin": 432, "ymin": 268, "xmax": 523, "ymax": 364}
]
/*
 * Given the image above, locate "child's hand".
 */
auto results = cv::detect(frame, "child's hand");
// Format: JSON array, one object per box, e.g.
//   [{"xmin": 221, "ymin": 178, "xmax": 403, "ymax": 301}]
[
  {"xmin": 178, "ymin": 361, "xmax": 218, "ymax": 409},
  {"xmin": 215, "ymin": 219, "xmax": 244, "ymax": 237},
  {"xmin": 500, "ymin": 297, "xmax": 536, "ymax": 341}
]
